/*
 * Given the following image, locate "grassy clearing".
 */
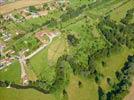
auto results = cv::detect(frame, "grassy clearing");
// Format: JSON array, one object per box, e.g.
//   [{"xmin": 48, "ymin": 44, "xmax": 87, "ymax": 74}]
[
  {"xmin": 0, "ymin": 88, "xmax": 55, "ymax": 100},
  {"xmin": 25, "ymin": 65, "xmax": 37, "ymax": 81},
  {"xmin": 29, "ymin": 45, "xmax": 56, "ymax": 84},
  {"xmin": 28, "ymin": 33, "xmax": 68, "ymax": 83},
  {"xmin": 67, "ymin": 74, "xmax": 98, "ymax": 100},
  {"xmin": 64, "ymin": 18, "xmax": 86, "ymax": 34},
  {"xmin": 29, "ymin": 47, "xmax": 47, "ymax": 75},
  {"xmin": 110, "ymin": 0, "xmax": 134, "ymax": 22},
  {"xmin": 87, "ymin": 0, "xmax": 124, "ymax": 16},
  {"xmin": 69, "ymin": 0, "xmax": 90, "ymax": 8},
  {"xmin": 48, "ymin": 34, "xmax": 68, "ymax": 65},
  {"xmin": 0, "ymin": 61, "xmax": 20, "ymax": 84},
  {"xmin": 95, "ymin": 47, "xmax": 133, "ymax": 92}
]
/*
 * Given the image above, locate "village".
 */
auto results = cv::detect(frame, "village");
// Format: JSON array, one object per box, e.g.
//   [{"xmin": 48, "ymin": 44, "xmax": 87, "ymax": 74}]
[
  {"xmin": 0, "ymin": 0, "xmax": 67, "ymax": 70},
  {"xmin": 0, "ymin": 0, "xmax": 134, "ymax": 100},
  {"xmin": 0, "ymin": 0, "xmax": 65, "ymax": 85},
  {"xmin": 0, "ymin": 29, "xmax": 60, "ymax": 85}
]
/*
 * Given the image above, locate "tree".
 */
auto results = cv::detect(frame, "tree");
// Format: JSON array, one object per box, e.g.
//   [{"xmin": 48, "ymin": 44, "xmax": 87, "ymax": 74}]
[
  {"xmin": 67, "ymin": 34, "xmax": 78, "ymax": 46},
  {"xmin": 63, "ymin": 89, "xmax": 68, "ymax": 100},
  {"xmin": 98, "ymin": 86, "xmax": 106, "ymax": 100},
  {"xmin": 29, "ymin": 6, "xmax": 38, "ymax": 13},
  {"xmin": 107, "ymin": 77, "xmax": 113, "ymax": 86},
  {"xmin": 43, "ymin": 3, "xmax": 48, "ymax": 9},
  {"xmin": 102, "ymin": 61, "xmax": 106, "ymax": 67},
  {"xmin": 78, "ymin": 81, "xmax": 82, "ymax": 88}
]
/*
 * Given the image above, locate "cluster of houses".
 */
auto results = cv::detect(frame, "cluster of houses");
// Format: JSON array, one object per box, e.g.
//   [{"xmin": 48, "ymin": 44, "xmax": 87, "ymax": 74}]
[
  {"xmin": 20, "ymin": 8, "xmax": 48, "ymax": 20},
  {"xmin": 3, "ymin": 8, "xmax": 48, "ymax": 23},
  {"xmin": 2, "ymin": 0, "xmax": 70, "ymax": 23},
  {"xmin": 0, "ymin": 0, "xmax": 17, "ymax": 5},
  {"xmin": 0, "ymin": 57, "xmax": 13, "ymax": 69},
  {"xmin": 0, "ymin": 30, "xmax": 14, "ymax": 69},
  {"xmin": 0, "ymin": 0, "xmax": 4, "ymax": 4},
  {"xmin": 35, "ymin": 32, "xmax": 49, "ymax": 44},
  {"xmin": 35, "ymin": 30, "xmax": 59, "ymax": 44},
  {"xmin": 0, "ymin": 1, "xmax": 65, "ymax": 70},
  {"xmin": 0, "ymin": 44, "xmax": 15, "ymax": 70},
  {"xmin": 0, "ymin": 31, "xmax": 12, "ymax": 42},
  {"xmin": 2, "ymin": 1, "xmax": 56, "ymax": 23}
]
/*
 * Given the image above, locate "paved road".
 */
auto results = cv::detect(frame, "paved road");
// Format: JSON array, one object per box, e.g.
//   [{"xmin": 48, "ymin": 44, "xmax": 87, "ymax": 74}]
[
  {"xmin": 19, "ymin": 54, "xmax": 29, "ymax": 86},
  {"xmin": 0, "ymin": 0, "xmax": 52, "ymax": 14},
  {"xmin": 25, "ymin": 41, "xmax": 51, "ymax": 60},
  {"xmin": 25, "ymin": 32, "xmax": 59, "ymax": 59}
]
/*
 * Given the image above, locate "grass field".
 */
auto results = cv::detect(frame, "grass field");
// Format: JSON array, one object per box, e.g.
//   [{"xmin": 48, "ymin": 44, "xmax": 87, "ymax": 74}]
[
  {"xmin": 110, "ymin": 0, "xmax": 134, "ymax": 22},
  {"xmin": 48, "ymin": 34, "xmax": 68, "ymax": 65},
  {"xmin": 0, "ymin": 75, "xmax": 98, "ymax": 100},
  {"xmin": 28, "ymin": 45, "xmax": 55, "ymax": 84},
  {"xmin": 28, "ymin": 33, "xmax": 68, "ymax": 83},
  {"xmin": 0, "ymin": 61, "xmax": 21, "ymax": 84},
  {"xmin": 66, "ymin": 47, "xmax": 134, "ymax": 100},
  {"xmin": 0, "ymin": 0, "xmax": 134, "ymax": 100},
  {"xmin": 95, "ymin": 47, "xmax": 134, "ymax": 92},
  {"xmin": 67, "ymin": 74, "xmax": 98, "ymax": 100},
  {"xmin": 69, "ymin": 0, "xmax": 90, "ymax": 8},
  {"xmin": 0, "ymin": 88, "xmax": 55, "ymax": 100}
]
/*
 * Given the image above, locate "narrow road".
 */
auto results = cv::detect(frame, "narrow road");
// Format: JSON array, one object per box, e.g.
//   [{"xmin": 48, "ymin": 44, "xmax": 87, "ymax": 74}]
[
  {"xmin": 25, "ymin": 41, "xmax": 51, "ymax": 60},
  {"xmin": 25, "ymin": 32, "xmax": 59, "ymax": 60},
  {"xmin": 19, "ymin": 53, "xmax": 29, "ymax": 86}
]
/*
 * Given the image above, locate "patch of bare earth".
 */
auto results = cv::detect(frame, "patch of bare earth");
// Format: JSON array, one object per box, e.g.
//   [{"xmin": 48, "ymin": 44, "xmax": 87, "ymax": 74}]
[
  {"xmin": 124, "ymin": 81, "xmax": 134, "ymax": 100},
  {"xmin": 0, "ymin": 0, "xmax": 51, "ymax": 14}
]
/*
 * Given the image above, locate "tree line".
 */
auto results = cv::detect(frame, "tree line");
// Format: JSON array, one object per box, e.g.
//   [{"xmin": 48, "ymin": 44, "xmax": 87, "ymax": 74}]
[{"xmin": 98, "ymin": 55, "xmax": 134, "ymax": 100}]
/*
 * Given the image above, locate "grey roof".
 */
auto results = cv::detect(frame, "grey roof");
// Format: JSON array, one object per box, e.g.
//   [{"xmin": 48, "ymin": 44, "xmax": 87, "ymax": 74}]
[{"xmin": 0, "ymin": 0, "xmax": 4, "ymax": 3}]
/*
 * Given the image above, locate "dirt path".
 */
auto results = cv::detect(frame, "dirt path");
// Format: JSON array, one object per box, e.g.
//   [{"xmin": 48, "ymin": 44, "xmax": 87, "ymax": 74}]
[
  {"xmin": 124, "ymin": 80, "xmax": 134, "ymax": 100},
  {"xmin": 0, "ymin": 0, "xmax": 52, "ymax": 14}
]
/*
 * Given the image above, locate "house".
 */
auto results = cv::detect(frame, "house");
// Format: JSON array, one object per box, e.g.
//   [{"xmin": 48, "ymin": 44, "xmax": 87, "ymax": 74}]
[
  {"xmin": 3, "ymin": 14, "xmax": 10, "ymax": 20},
  {"xmin": 35, "ymin": 32, "xmax": 48, "ymax": 44},
  {"xmin": 0, "ymin": 58, "xmax": 12, "ymax": 67},
  {"xmin": 38, "ymin": 10, "xmax": 48, "ymax": 16},
  {"xmin": 1, "ymin": 32, "xmax": 12, "ymax": 42},
  {"xmin": 0, "ymin": 44, "xmax": 5, "ymax": 56},
  {"xmin": 0, "ymin": 0, "xmax": 4, "ymax": 5},
  {"xmin": 5, "ymin": 50, "xmax": 15, "ymax": 55},
  {"xmin": 47, "ymin": 31, "xmax": 60, "ymax": 38}
]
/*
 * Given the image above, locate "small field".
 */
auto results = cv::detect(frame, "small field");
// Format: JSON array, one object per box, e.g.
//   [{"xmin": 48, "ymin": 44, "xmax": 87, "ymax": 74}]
[
  {"xmin": 28, "ymin": 33, "xmax": 68, "ymax": 83},
  {"xmin": 110, "ymin": 0, "xmax": 134, "ymax": 22},
  {"xmin": 0, "ymin": 88, "xmax": 55, "ymax": 100},
  {"xmin": 0, "ymin": 61, "xmax": 21, "ymax": 84},
  {"xmin": 95, "ymin": 47, "xmax": 134, "ymax": 92},
  {"xmin": 48, "ymin": 34, "xmax": 68, "ymax": 65},
  {"xmin": 67, "ymin": 74, "xmax": 98, "ymax": 100}
]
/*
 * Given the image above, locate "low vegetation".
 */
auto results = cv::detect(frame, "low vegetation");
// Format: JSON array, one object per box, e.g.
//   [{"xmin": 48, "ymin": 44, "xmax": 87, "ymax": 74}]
[{"xmin": 0, "ymin": 0, "xmax": 134, "ymax": 100}]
